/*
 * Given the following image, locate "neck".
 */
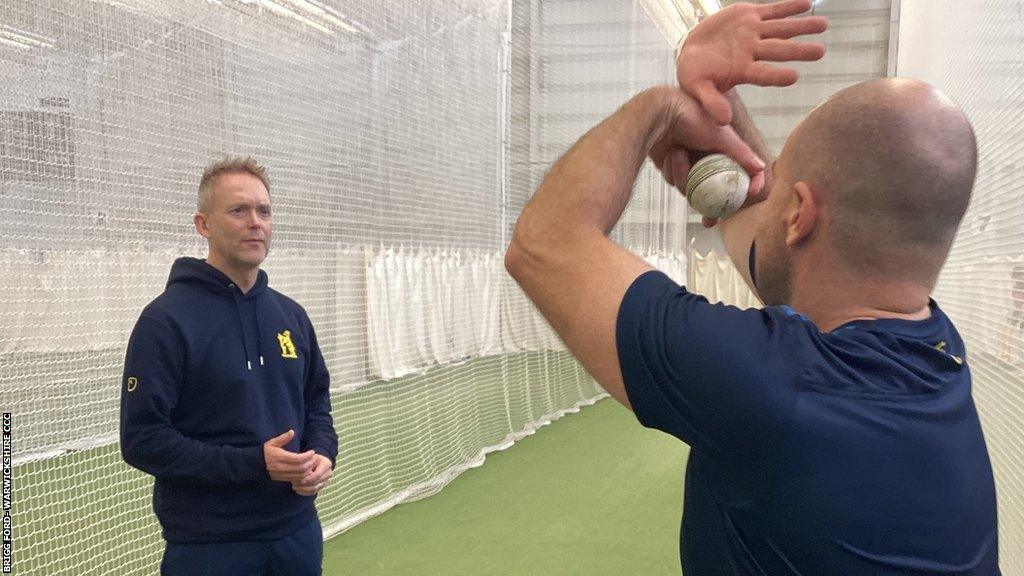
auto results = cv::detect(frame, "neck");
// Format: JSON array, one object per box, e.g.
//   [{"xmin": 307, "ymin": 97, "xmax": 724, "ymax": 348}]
[
  {"xmin": 205, "ymin": 253, "xmax": 259, "ymax": 294},
  {"xmin": 787, "ymin": 260, "xmax": 932, "ymax": 332}
]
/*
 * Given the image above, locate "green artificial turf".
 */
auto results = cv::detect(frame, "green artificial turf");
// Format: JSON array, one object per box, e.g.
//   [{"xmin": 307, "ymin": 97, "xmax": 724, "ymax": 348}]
[{"xmin": 323, "ymin": 398, "xmax": 689, "ymax": 576}]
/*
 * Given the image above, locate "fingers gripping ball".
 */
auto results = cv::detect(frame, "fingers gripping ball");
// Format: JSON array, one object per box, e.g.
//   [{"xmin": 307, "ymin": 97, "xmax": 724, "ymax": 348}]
[{"xmin": 684, "ymin": 154, "xmax": 749, "ymax": 219}]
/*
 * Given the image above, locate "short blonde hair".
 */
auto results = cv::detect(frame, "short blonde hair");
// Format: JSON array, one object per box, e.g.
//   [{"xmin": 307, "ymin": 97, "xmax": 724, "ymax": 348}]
[{"xmin": 198, "ymin": 157, "xmax": 270, "ymax": 212}]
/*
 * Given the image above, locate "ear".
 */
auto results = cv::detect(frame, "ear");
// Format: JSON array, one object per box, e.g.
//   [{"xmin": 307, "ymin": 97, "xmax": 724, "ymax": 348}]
[
  {"xmin": 784, "ymin": 181, "xmax": 819, "ymax": 247},
  {"xmin": 193, "ymin": 212, "xmax": 211, "ymax": 239}
]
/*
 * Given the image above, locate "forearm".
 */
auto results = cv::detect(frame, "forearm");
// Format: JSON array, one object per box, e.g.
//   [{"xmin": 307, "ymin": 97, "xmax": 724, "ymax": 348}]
[
  {"xmin": 302, "ymin": 347, "xmax": 338, "ymax": 467},
  {"xmin": 503, "ymin": 88, "xmax": 677, "ymax": 408},
  {"xmin": 120, "ymin": 419, "xmax": 265, "ymax": 485},
  {"xmin": 511, "ymin": 87, "xmax": 671, "ymax": 249},
  {"xmin": 726, "ymin": 89, "xmax": 773, "ymax": 177},
  {"xmin": 718, "ymin": 90, "xmax": 771, "ymax": 294}
]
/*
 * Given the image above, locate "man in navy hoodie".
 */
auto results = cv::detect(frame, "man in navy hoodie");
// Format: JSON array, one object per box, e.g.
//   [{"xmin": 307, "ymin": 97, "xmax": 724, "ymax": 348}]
[{"xmin": 120, "ymin": 157, "xmax": 338, "ymax": 576}]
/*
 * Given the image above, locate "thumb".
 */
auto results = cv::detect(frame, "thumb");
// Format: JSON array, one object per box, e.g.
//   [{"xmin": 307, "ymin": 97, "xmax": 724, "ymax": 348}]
[
  {"xmin": 693, "ymin": 81, "xmax": 733, "ymax": 126},
  {"xmin": 267, "ymin": 429, "xmax": 295, "ymax": 447}
]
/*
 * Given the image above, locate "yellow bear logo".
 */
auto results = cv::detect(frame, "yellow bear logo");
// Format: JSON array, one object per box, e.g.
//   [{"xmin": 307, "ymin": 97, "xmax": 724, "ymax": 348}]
[{"xmin": 277, "ymin": 331, "xmax": 298, "ymax": 359}]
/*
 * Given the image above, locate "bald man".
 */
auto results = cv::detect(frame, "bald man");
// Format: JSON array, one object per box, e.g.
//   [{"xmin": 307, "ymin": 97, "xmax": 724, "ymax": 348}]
[{"xmin": 505, "ymin": 1, "xmax": 999, "ymax": 574}]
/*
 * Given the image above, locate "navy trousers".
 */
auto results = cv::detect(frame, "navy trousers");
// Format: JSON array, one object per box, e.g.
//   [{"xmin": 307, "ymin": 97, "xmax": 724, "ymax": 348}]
[{"xmin": 161, "ymin": 516, "xmax": 323, "ymax": 576}]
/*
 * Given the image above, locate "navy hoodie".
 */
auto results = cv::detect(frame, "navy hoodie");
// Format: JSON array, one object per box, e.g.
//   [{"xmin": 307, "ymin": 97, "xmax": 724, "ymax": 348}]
[{"xmin": 120, "ymin": 257, "xmax": 338, "ymax": 543}]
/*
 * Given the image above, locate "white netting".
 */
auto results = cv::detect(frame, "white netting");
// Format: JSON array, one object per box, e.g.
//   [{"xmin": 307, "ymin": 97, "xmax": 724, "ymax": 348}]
[
  {"xmin": 0, "ymin": 0, "xmax": 680, "ymax": 573},
  {"xmin": 896, "ymin": 0, "xmax": 1024, "ymax": 570}
]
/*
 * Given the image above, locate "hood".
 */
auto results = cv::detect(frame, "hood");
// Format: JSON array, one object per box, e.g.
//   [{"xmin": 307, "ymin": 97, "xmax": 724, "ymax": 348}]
[
  {"xmin": 167, "ymin": 257, "xmax": 269, "ymax": 370},
  {"xmin": 167, "ymin": 257, "xmax": 268, "ymax": 299}
]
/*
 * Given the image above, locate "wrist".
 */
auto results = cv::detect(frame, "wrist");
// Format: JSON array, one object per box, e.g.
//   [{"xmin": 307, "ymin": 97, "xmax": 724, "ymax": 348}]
[
  {"xmin": 255, "ymin": 445, "xmax": 270, "ymax": 479},
  {"xmin": 312, "ymin": 448, "xmax": 335, "ymax": 468},
  {"xmin": 632, "ymin": 86, "xmax": 679, "ymax": 152}
]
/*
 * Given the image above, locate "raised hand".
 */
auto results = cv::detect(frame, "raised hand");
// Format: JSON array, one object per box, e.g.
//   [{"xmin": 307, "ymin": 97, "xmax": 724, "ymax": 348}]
[
  {"xmin": 677, "ymin": 0, "xmax": 828, "ymax": 125},
  {"xmin": 646, "ymin": 86, "xmax": 765, "ymax": 189}
]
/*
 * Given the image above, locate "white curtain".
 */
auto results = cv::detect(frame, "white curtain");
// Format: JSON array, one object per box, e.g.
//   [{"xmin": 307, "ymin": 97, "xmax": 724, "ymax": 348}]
[
  {"xmin": 366, "ymin": 249, "xmax": 696, "ymax": 378},
  {"xmin": 498, "ymin": 272, "xmax": 564, "ymax": 354},
  {"xmin": 643, "ymin": 252, "xmax": 687, "ymax": 286},
  {"xmin": 366, "ymin": 248, "xmax": 504, "ymax": 379},
  {"xmin": 688, "ymin": 250, "xmax": 761, "ymax": 309}
]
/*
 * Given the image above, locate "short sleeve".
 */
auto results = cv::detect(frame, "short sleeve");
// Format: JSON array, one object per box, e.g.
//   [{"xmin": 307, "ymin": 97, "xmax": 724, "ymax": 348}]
[{"xmin": 615, "ymin": 270, "xmax": 801, "ymax": 456}]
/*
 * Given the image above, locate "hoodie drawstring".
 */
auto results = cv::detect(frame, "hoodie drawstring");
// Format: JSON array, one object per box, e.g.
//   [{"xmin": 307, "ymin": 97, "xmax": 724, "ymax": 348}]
[
  {"xmin": 254, "ymin": 293, "xmax": 265, "ymax": 367},
  {"xmin": 229, "ymin": 284, "xmax": 257, "ymax": 371}
]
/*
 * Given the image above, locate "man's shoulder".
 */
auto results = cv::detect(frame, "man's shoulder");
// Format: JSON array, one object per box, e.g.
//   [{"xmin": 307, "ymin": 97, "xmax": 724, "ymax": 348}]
[
  {"xmin": 620, "ymin": 270, "xmax": 817, "ymax": 348},
  {"xmin": 264, "ymin": 287, "xmax": 310, "ymax": 321},
  {"xmin": 137, "ymin": 287, "xmax": 179, "ymax": 323},
  {"xmin": 142, "ymin": 282, "xmax": 203, "ymax": 314},
  {"xmin": 130, "ymin": 295, "xmax": 184, "ymax": 342},
  {"xmin": 265, "ymin": 286, "xmax": 301, "ymax": 310},
  {"xmin": 136, "ymin": 281, "xmax": 226, "ymax": 331}
]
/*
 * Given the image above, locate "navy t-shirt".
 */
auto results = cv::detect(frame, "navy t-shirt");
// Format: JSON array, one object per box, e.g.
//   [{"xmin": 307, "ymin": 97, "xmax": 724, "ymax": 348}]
[{"xmin": 616, "ymin": 270, "xmax": 999, "ymax": 575}]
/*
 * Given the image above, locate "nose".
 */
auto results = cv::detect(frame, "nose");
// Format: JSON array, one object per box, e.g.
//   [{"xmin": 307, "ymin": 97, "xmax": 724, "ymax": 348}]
[{"xmin": 246, "ymin": 208, "xmax": 262, "ymax": 228}]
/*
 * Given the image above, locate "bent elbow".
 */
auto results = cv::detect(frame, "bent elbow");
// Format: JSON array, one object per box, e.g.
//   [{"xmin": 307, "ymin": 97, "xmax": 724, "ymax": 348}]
[
  {"xmin": 505, "ymin": 228, "xmax": 549, "ymax": 283},
  {"xmin": 119, "ymin": 431, "xmax": 142, "ymax": 469},
  {"xmin": 504, "ymin": 215, "xmax": 535, "ymax": 279},
  {"xmin": 119, "ymin": 424, "xmax": 157, "ymax": 476},
  {"xmin": 504, "ymin": 238, "xmax": 525, "ymax": 279},
  {"xmin": 505, "ymin": 211, "xmax": 552, "ymax": 277}
]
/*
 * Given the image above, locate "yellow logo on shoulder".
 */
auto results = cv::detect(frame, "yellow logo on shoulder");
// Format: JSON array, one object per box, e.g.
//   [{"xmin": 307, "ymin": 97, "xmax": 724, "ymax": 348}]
[
  {"xmin": 277, "ymin": 330, "xmax": 299, "ymax": 359},
  {"xmin": 127, "ymin": 377, "xmax": 139, "ymax": 392}
]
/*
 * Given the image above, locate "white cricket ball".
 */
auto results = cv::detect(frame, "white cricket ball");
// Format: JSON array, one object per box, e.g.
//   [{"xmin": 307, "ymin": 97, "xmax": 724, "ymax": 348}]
[{"xmin": 684, "ymin": 154, "xmax": 749, "ymax": 219}]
